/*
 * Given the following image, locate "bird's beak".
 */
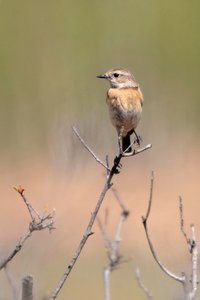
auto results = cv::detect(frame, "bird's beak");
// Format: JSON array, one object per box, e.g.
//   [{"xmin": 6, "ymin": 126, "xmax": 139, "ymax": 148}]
[{"xmin": 96, "ymin": 74, "xmax": 110, "ymax": 79}]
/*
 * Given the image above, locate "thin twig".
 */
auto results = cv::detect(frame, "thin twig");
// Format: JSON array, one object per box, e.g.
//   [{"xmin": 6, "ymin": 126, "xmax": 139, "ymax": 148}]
[
  {"xmin": 0, "ymin": 188, "xmax": 55, "ymax": 270},
  {"xmin": 97, "ymin": 217, "xmax": 112, "ymax": 252},
  {"xmin": 72, "ymin": 126, "xmax": 110, "ymax": 171},
  {"xmin": 98, "ymin": 189, "xmax": 129, "ymax": 300},
  {"xmin": 143, "ymin": 171, "xmax": 154, "ymax": 221},
  {"xmin": 142, "ymin": 172, "xmax": 185, "ymax": 283},
  {"xmin": 113, "ymin": 211, "xmax": 127, "ymax": 244},
  {"xmin": 179, "ymin": 196, "xmax": 190, "ymax": 247},
  {"xmin": 135, "ymin": 267, "xmax": 153, "ymax": 299},
  {"xmin": 97, "ymin": 217, "xmax": 112, "ymax": 300},
  {"xmin": 105, "ymin": 155, "xmax": 110, "ymax": 178},
  {"xmin": 188, "ymin": 224, "xmax": 198, "ymax": 300},
  {"xmin": 111, "ymin": 188, "xmax": 129, "ymax": 214},
  {"xmin": 50, "ymin": 170, "xmax": 113, "ymax": 300},
  {"xmin": 179, "ymin": 197, "xmax": 198, "ymax": 299},
  {"xmin": 111, "ymin": 188, "xmax": 130, "ymax": 245},
  {"xmin": 101, "ymin": 209, "xmax": 129, "ymax": 300},
  {"xmin": 122, "ymin": 144, "xmax": 152, "ymax": 157}
]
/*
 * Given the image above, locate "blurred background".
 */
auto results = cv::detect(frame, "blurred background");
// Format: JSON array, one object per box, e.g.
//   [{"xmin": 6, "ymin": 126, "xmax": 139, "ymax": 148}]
[{"xmin": 0, "ymin": 0, "xmax": 200, "ymax": 299}]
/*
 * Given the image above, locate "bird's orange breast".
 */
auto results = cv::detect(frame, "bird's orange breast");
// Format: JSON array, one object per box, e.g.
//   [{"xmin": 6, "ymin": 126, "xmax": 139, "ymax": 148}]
[
  {"xmin": 107, "ymin": 88, "xmax": 143, "ymax": 111},
  {"xmin": 106, "ymin": 87, "xmax": 143, "ymax": 135}
]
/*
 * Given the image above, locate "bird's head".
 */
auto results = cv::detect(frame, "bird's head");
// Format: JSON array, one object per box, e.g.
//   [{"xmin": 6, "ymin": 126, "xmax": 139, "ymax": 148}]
[{"xmin": 97, "ymin": 68, "xmax": 138, "ymax": 89}]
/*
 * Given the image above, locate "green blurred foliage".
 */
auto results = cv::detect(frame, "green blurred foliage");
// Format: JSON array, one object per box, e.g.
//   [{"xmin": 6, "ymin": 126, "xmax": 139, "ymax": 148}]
[{"xmin": 0, "ymin": 0, "xmax": 200, "ymax": 161}]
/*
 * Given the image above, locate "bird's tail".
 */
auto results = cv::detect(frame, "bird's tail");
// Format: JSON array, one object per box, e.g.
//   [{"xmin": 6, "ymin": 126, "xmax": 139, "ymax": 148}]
[{"xmin": 122, "ymin": 134, "xmax": 132, "ymax": 153}]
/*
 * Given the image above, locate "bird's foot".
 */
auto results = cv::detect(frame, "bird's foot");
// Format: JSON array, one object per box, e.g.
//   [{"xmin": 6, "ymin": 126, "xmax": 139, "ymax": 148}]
[
  {"xmin": 134, "ymin": 135, "xmax": 142, "ymax": 146},
  {"xmin": 113, "ymin": 155, "xmax": 122, "ymax": 174}
]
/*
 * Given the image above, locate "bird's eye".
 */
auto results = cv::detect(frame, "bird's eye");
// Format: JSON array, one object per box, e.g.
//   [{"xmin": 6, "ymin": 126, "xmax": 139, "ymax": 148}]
[{"xmin": 113, "ymin": 73, "xmax": 119, "ymax": 78}]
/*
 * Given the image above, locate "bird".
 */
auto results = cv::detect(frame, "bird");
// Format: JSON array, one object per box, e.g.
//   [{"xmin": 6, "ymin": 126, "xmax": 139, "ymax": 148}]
[{"xmin": 97, "ymin": 68, "xmax": 143, "ymax": 153}]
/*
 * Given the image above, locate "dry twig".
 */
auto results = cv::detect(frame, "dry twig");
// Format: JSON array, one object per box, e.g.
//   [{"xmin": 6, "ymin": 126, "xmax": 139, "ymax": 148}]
[
  {"xmin": 142, "ymin": 173, "xmax": 199, "ymax": 299},
  {"xmin": 135, "ymin": 267, "xmax": 153, "ymax": 299},
  {"xmin": 72, "ymin": 126, "xmax": 110, "ymax": 171},
  {"xmin": 142, "ymin": 172, "xmax": 185, "ymax": 283},
  {"xmin": 111, "ymin": 188, "xmax": 129, "ymax": 214},
  {"xmin": 98, "ymin": 189, "xmax": 130, "ymax": 300},
  {"xmin": 179, "ymin": 196, "xmax": 190, "ymax": 246},
  {"xmin": 0, "ymin": 187, "xmax": 55, "ymax": 271},
  {"xmin": 49, "ymin": 127, "xmax": 151, "ymax": 299},
  {"xmin": 179, "ymin": 197, "xmax": 198, "ymax": 300}
]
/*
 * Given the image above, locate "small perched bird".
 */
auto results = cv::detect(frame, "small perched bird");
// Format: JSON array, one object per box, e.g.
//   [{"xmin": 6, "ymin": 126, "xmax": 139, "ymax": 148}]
[{"xmin": 97, "ymin": 68, "xmax": 143, "ymax": 153}]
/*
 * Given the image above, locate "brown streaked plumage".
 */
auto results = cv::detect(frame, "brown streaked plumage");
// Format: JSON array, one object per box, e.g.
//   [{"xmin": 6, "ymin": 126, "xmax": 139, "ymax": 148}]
[{"xmin": 97, "ymin": 68, "xmax": 143, "ymax": 153}]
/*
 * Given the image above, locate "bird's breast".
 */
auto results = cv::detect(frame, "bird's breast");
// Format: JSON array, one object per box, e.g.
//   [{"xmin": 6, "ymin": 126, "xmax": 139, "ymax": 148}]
[
  {"xmin": 106, "ymin": 88, "xmax": 143, "ymax": 134},
  {"xmin": 107, "ymin": 88, "xmax": 143, "ymax": 114}
]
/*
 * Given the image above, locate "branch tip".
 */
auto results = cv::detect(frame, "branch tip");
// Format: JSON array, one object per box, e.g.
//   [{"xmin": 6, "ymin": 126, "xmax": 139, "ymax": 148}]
[{"xmin": 13, "ymin": 185, "xmax": 25, "ymax": 195}]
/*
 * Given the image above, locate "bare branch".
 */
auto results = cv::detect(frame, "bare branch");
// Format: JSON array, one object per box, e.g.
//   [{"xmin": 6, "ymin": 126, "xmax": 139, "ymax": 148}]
[
  {"xmin": 50, "ymin": 128, "xmax": 151, "ymax": 299},
  {"xmin": 0, "ymin": 188, "xmax": 55, "ymax": 270},
  {"xmin": 135, "ymin": 267, "xmax": 153, "ymax": 299},
  {"xmin": 98, "ymin": 190, "xmax": 129, "ymax": 300},
  {"xmin": 104, "ymin": 267, "xmax": 111, "ymax": 300},
  {"xmin": 111, "ymin": 188, "xmax": 129, "ymax": 215},
  {"xmin": 105, "ymin": 155, "xmax": 110, "ymax": 178},
  {"xmin": 97, "ymin": 217, "xmax": 113, "ymax": 300},
  {"xmin": 102, "ymin": 209, "xmax": 129, "ymax": 300},
  {"xmin": 50, "ymin": 173, "xmax": 112, "ymax": 299},
  {"xmin": 101, "ymin": 213, "xmax": 123, "ymax": 300},
  {"xmin": 122, "ymin": 143, "xmax": 152, "ymax": 157},
  {"xmin": 97, "ymin": 217, "xmax": 112, "ymax": 253},
  {"xmin": 114, "ymin": 211, "xmax": 127, "ymax": 244},
  {"xmin": 142, "ymin": 172, "xmax": 185, "ymax": 283},
  {"xmin": 111, "ymin": 188, "xmax": 130, "ymax": 248},
  {"xmin": 143, "ymin": 171, "xmax": 154, "ymax": 221},
  {"xmin": 179, "ymin": 196, "xmax": 190, "ymax": 247},
  {"xmin": 188, "ymin": 224, "xmax": 198, "ymax": 300},
  {"xmin": 73, "ymin": 126, "xmax": 151, "ymax": 169},
  {"xmin": 98, "ymin": 189, "xmax": 129, "ymax": 270},
  {"xmin": 72, "ymin": 126, "xmax": 110, "ymax": 171},
  {"xmin": 179, "ymin": 197, "xmax": 198, "ymax": 299}
]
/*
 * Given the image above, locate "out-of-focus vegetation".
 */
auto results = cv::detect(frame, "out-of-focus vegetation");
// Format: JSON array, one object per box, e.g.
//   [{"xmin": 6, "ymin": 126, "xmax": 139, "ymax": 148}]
[
  {"xmin": 0, "ymin": 1, "xmax": 200, "ymax": 299},
  {"xmin": 0, "ymin": 0, "xmax": 200, "ymax": 164}
]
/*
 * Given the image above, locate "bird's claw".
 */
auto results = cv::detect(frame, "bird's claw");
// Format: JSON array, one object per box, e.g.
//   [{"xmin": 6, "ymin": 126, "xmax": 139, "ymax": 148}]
[
  {"xmin": 134, "ymin": 135, "xmax": 142, "ymax": 146},
  {"xmin": 113, "ymin": 156, "xmax": 122, "ymax": 174}
]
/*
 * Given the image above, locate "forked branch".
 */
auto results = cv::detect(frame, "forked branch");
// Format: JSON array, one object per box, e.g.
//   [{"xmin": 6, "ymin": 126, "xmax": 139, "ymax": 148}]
[
  {"xmin": 50, "ymin": 127, "xmax": 151, "ymax": 299},
  {"xmin": 0, "ymin": 187, "xmax": 55, "ymax": 271},
  {"xmin": 142, "ymin": 172, "xmax": 186, "ymax": 283},
  {"xmin": 142, "ymin": 173, "xmax": 199, "ymax": 299},
  {"xmin": 179, "ymin": 197, "xmax": 198, "ymax": 300},
  {"xmin": 98, "ymin": 189, "xmax": 130, "ymax": 300}
]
